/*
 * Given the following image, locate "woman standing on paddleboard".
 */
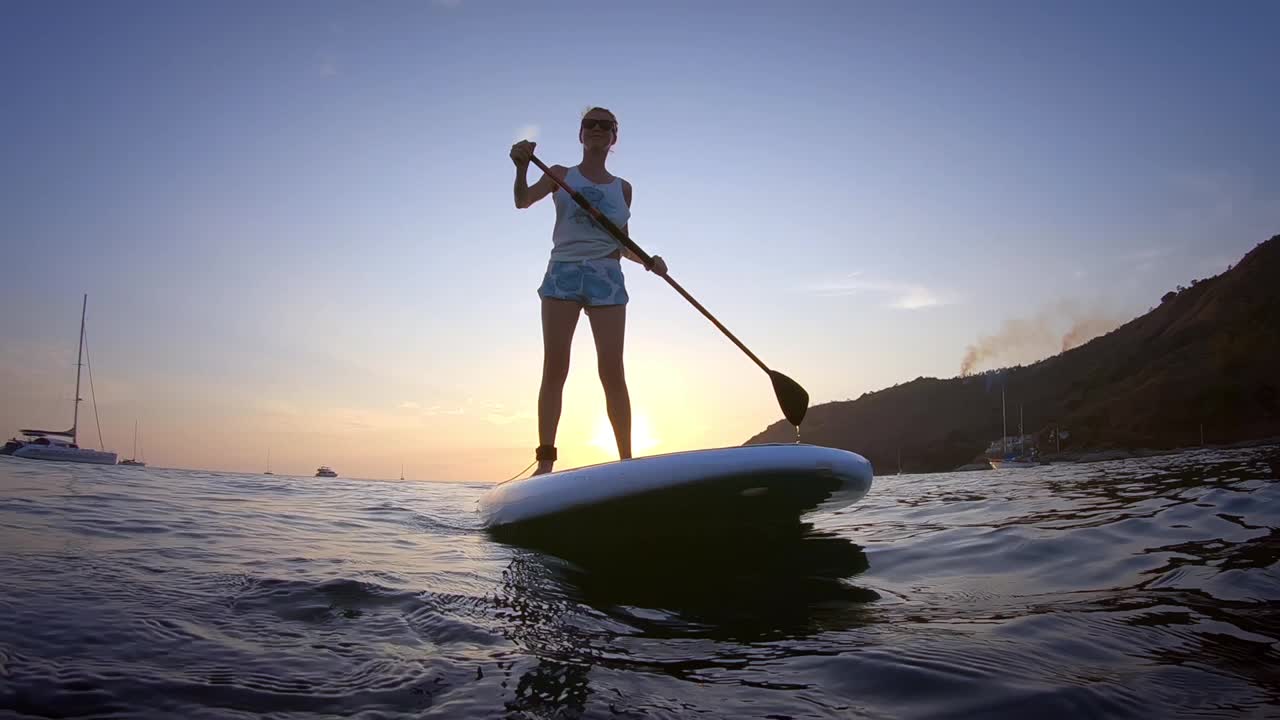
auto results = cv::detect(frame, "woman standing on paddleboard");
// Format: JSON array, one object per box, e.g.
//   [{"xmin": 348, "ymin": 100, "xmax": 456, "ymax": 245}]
[{"xmin": 510, "ymin": 107, "xmax": 667, "ymax": 475}]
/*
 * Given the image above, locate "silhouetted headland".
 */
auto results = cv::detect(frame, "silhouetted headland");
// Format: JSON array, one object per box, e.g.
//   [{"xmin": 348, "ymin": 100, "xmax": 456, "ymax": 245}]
[{"xmin": 749, "ymin": 234, "xmax": 1280, "ymax": 473}]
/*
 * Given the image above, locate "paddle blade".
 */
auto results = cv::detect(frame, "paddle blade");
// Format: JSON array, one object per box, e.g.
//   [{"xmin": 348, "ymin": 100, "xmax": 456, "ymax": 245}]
[{"xmin": 769, "ymin": 370, "xmax": 809, "ymax": 427}]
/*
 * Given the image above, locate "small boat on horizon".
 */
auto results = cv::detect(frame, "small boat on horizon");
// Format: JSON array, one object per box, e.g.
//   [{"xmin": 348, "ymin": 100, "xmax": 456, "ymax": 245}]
[
  {"xmin": 315, "ymin": 465, "xmax": 337, "ymax": 478},
  {"xmin": 119, "ymin": 420, "xmax": 145, "ymax": 467}
]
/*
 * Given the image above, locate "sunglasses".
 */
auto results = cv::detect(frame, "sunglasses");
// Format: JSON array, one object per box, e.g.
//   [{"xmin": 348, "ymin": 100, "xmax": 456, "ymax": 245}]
[{"xmin": 581, "ymin": 118, "xmax": 617, "ymax": 131}]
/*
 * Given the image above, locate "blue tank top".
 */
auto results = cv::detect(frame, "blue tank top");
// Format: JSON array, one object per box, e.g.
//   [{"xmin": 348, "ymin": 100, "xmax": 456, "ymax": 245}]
[{"xmin": 549, "ymin": 166, "xmax": 631, "ymax": 261}]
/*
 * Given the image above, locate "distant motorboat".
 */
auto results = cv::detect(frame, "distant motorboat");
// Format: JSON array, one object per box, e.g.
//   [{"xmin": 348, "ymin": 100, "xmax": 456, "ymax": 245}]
[
  {"xmin": 2, "ymin": 295, "xmax": 117, "ymax": 466},
  {"xmin": 315, "ymin": 466, "xmax": 337, "ymax": 478}
]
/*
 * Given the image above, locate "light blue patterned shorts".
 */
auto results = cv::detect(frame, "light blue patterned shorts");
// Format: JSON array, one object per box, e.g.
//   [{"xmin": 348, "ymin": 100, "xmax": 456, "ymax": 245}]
[{"xmin": 537, "ymin": 257, "xmax": 629, "ymax": 307}]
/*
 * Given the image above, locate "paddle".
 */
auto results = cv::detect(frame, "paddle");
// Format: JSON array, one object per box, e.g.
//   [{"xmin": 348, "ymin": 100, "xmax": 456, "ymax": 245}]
[{"xmin": 527, "ymin": 154, "xmax": 810, "ymax": 427}]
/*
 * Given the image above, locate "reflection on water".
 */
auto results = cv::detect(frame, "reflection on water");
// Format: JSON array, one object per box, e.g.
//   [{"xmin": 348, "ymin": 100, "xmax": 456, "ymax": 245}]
[
  {"xmin": 519, "ymin": 526, "xmax": 873, "ymax": 640},
  {"xmin": 492, "ymin": 525, "xmax": 875, "ymax": 718},
  {"xmin": 0, "ymin": 447, "xmax": 1277, "ymax": 718}
]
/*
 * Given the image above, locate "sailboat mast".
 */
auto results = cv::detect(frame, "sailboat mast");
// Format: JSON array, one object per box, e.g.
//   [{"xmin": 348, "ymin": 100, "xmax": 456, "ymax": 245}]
[
  {"xmin": 132, "ymin": 420, "xmax": 138, "ymax": 458},
  {"xmin": 1001, "ymin": 385, "xmax": 1007, "ymax": 455},
  {"xmin": 72, "ymin": 294, "xmax": 87, "ymax": 446}
]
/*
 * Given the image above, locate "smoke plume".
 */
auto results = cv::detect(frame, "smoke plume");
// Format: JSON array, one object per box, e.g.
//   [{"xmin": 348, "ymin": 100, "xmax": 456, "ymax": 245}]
[{"xmin": 960, "ymin": 301, "xmax": 1124, "ymax": 376}]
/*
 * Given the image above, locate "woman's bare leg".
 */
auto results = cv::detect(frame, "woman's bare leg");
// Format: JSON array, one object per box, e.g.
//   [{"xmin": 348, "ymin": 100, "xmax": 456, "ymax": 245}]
[
  {"xmin": 537, "ymin": 298, "xmax": 582, "ymax": 474},
  {"xmin": 586, "ymin": 304, "xmax": 631, "ymax": 460}
]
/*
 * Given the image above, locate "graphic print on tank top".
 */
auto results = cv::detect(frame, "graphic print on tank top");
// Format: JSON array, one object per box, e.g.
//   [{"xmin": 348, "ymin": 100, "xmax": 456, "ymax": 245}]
[
  {"xmin": 550, "ymin": 168, "xmax": 629, "ymax": 261},
  {"xmin": 571, "ymin": 185, "xmax": 618, "ymax": 230}
]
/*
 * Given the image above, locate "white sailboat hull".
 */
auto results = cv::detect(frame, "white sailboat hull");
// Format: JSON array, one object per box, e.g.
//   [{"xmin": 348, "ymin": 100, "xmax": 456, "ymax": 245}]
[
  {"xmin": 991, "ymin": 459, "xmax": 1039, "ymax": 469},
  {"xmin": 12, "ymin": 444, "xmax": 117, "ymax": 465}
]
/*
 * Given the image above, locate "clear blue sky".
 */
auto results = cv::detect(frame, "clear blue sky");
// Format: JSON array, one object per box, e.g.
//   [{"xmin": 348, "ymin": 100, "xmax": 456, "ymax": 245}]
[{"xmin": 2, "ymin": 1, "xmax": 1276, "ymax": 479}]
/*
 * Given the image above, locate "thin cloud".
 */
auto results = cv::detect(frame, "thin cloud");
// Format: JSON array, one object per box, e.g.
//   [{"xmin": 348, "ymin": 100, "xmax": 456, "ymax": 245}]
[
  {"xmin": 476, "ymin": 401, "xmax": 529, "ymax": 425},
  {"xmin": 1116, "ymin": 244, "xmax": 1180, "ymax": 273},
  {"xmin": 808, "ymin": 272, "xmax": 948, "ymax": 310},
  {"xmin": 432, "ymin": 0, "xmax": 463, "ymax": 7},
  {"xmin": 255, "ymin": 400, "xmax": 305, "ymax": 418},
  {"xmin": 393, "ymin": 401, "xmax": 468, "ymax": 415},
  {"xmin": 331, "ymin": 408, "xmax": 381, "ymax": 431},
  {"xmin": 893, "ymin": 285, "xmax": 942, "ymax": 310},
  {"xmin": 1118, "ymin": 246, "xmax": 1177, "ymax": 263},
  {"xmin": 487, "ymin": 410, "xmax": 534, "ymax": 426}
]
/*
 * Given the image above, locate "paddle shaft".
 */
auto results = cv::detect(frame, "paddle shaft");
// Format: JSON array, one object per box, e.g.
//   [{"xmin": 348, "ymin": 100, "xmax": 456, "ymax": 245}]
[{"xmin": 528, "ymin": 155, "xmax": 771, "ymax": 375}]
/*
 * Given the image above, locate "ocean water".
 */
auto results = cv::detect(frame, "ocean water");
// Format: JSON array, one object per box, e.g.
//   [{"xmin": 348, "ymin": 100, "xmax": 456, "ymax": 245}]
[{"xmin": 1, "ymin": 447, "xmax": 1278, "ymax": 719}]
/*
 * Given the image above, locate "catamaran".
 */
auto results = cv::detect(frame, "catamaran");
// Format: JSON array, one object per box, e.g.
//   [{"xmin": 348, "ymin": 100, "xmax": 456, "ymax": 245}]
[{"xmin": 1, "ymin": 295, "xmax": 117, "ymax": 465}]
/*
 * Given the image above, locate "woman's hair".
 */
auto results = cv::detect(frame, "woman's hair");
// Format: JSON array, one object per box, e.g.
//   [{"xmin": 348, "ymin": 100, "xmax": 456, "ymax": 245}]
[{"xmin": 582, "ymin": 106, "xmax": 617, "ymax": 122}]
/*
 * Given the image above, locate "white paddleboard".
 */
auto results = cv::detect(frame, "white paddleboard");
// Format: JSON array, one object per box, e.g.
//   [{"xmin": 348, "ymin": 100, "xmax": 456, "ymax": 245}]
[{"xmin": 479, "ymin": 443, "xmax": 873, "ymax": 544}]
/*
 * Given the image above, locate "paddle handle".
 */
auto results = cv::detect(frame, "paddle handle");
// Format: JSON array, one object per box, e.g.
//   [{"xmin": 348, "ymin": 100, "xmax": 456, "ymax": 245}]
[{"xmin": 527, "ymin": 154, "xmax": 770, "ymax": 375}]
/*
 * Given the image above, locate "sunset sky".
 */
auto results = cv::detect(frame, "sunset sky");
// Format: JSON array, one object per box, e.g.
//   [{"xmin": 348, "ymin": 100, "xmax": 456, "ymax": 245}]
[{"xmin": 2, "ymin": 2, "xmax": 1276, "ymax": 481}]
